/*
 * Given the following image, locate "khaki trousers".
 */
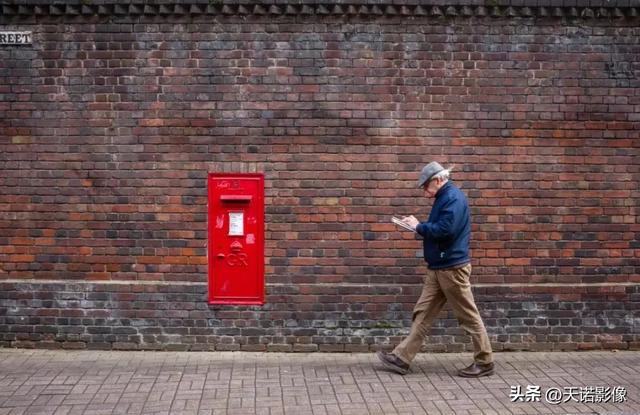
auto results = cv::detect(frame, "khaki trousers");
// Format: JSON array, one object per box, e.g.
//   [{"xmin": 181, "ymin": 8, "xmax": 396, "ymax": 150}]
[{"xmin": 393, "ymin": 263, "xmax": 493, "ymax": 365}]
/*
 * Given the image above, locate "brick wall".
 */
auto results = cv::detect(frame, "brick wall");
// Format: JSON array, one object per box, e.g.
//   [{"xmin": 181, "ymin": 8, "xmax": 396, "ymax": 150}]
[{"xmin": 1, "ymin": 2, "xmax": 639, "ymax": 351}]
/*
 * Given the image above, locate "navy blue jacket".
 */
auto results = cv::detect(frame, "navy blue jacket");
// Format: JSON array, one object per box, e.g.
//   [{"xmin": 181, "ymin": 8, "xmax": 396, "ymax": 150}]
[{"xmin": 415, "ymin": 181, "xmax": 471, "ymax": 270}]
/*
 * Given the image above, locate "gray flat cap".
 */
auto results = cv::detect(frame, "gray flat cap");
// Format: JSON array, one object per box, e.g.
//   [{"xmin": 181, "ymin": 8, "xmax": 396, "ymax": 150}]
[{"xmin": 417, "ymin": 161, "xmax": 446, "ymax": 188}]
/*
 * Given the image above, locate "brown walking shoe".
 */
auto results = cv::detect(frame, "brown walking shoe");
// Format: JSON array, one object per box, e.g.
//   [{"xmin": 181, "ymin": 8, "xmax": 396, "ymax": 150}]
[
  {"xmin": 376, "ymin": 351, "xmax": 410, "ymax": 375},
  {"xmin": 457, "ymin": 362, "xmax": 494, "ymax": 378}
]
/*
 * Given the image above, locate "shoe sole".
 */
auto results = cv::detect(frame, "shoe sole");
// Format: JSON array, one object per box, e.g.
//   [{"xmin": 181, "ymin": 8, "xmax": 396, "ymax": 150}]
[
  {"xmin": 376, "ymin": 352, "xmax": 410, "ymax": 375},
  {"xmin": 457, "ymin": 369, "xmax": 494, "ymax": 378}
]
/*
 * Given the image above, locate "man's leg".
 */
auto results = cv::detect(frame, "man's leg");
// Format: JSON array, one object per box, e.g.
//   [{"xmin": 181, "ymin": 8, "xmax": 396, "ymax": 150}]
[
  {"xmin": 391, "ymin": 269, "xmax": 447, "ymax": 364},
  {"xmin": 437, "ymin": 264, "xmax": 494, "ymax": 376}
]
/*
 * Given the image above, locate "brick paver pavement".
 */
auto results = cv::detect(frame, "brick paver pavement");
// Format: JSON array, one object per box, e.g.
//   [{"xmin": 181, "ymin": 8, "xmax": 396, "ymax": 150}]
[{"xmin": 0, "ymin": 349, "xmax": 637, "ymax": 415}]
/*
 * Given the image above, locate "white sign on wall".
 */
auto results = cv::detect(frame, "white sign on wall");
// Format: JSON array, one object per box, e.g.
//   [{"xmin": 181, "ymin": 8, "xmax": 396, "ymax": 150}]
[{"xmin": 0, "ymin": 32, "xmax": 32, "ymax": 45}]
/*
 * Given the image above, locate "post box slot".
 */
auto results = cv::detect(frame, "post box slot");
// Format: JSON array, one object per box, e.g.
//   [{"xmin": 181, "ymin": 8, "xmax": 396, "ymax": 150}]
[{"xmin": 220, "ymin": 195, "xmax": 252, "ymax": 202}]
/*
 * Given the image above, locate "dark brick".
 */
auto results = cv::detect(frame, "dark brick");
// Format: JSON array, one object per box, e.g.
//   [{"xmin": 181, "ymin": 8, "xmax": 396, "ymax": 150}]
[{"xmin": 0, "ymin": 10, "xmax": 638, "ymax": 353}]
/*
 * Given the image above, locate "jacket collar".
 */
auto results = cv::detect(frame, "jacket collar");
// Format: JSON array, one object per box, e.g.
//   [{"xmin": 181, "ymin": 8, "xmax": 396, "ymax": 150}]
[{"xmin": 435, "ymin": 181, "xmax": 453, "ymax": 198}]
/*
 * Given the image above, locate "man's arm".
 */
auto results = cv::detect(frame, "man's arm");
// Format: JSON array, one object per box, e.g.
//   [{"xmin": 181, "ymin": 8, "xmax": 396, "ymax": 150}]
[{"xmin": 415, "ymin": 197, "xmax": 462, "ymax": 241}]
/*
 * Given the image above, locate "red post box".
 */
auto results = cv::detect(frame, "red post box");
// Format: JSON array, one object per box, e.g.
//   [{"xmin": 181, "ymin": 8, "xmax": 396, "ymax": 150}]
[{"xmin": 208, "ymin": 173, "xmax": 264, "ymax": 305}]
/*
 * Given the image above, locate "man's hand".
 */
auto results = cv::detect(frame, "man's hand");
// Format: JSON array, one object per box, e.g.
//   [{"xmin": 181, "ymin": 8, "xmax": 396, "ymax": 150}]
[{"xmin": 402, "ymin": 215, "xmax": 419, "ymax": 230}]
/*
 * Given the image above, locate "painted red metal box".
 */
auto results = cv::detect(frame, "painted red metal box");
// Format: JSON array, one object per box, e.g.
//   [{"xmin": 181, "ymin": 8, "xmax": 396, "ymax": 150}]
[{"xmin": 208, "ymin": 173, "xmax": 264, "ymax": 304}]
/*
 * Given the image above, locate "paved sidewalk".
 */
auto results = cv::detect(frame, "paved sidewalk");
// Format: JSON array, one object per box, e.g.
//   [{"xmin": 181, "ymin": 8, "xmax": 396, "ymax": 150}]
[{"xmin": 0, "ymin": 349, "xmax": 638, "ymax": 415}]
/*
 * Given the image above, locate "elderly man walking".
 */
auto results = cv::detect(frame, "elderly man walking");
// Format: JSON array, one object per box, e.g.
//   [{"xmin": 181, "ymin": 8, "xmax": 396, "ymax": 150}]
[{"xmin": 378, "ymin": 161, "xmax": 494, "ymax": 378}]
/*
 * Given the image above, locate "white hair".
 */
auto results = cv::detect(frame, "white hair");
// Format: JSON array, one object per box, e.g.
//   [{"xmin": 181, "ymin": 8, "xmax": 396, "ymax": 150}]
[{"xmin": 432, "ymin": 169, "xmax": 451, "ymax": 182}]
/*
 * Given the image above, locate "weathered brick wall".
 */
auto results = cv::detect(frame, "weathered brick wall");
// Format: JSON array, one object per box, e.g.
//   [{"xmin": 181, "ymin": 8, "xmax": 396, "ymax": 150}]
[
  {"xmin": 1, "ymin": 2, "xmax": 639, "ymax": 351},
  {"xmin": 1, "ymin": 281, "xmax": 638, "ymax": 352}
]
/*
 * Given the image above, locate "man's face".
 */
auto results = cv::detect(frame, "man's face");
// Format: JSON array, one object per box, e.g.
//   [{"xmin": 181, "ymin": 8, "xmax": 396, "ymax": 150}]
[{"xmin": 423, "ymin": 178, "xmax": 441, "ymax": 198}]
